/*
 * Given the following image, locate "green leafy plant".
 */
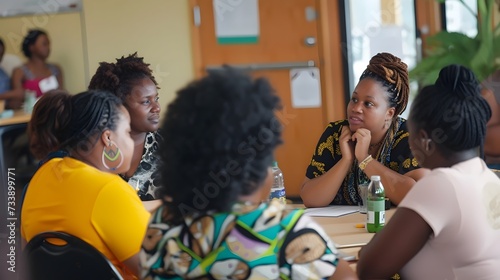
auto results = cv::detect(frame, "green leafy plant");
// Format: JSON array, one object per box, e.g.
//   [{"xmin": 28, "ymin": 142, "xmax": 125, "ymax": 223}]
[{"xmin": 410, "ymin": 0, "xmax": 500, "ymax": 85}]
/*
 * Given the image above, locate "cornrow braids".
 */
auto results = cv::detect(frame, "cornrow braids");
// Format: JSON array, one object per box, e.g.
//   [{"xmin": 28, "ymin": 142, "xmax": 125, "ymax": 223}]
[
  {"xmin": 410, "ymin": 64, "xmax": 491, "ymax": 154},
  {"xmin": 29, "ymin": 90, "xmax": 123, "ymax": 159},
  {"xmin": 88, "ymin": 52, "xmax": 158, "ymax": 101},
  {"xmin": 360, "ymin": 52, "xmax": 409, "ymax": 116}
]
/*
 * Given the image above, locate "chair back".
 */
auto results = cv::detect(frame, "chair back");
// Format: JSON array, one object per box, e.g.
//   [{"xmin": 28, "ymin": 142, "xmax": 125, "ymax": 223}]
[{"xmin": 22, "ymin": 231, "xmax": 124, "ymax": 280}]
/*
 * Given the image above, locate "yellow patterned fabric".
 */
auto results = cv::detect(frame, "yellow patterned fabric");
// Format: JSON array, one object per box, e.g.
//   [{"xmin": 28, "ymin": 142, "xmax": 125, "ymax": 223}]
[{"xmin": 305, "ymin": 117, "xmax": 419, "ymax": 205}]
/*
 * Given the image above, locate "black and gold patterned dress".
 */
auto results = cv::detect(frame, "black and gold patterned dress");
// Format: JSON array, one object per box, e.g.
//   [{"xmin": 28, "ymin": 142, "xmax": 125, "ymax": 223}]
[{"xmin": 305, "ymin": 117, "xmax": 418, "ymax": 205}]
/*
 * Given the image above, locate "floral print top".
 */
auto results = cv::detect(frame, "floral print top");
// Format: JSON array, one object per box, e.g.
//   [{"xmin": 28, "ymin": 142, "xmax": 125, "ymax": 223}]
[
  {"xmin": 305, "ymin": 117, "xmax": 419, "ymax": 205},
  {"xmin": 140, "ymin": 200, "xmax": 340, "ymax": 279}
]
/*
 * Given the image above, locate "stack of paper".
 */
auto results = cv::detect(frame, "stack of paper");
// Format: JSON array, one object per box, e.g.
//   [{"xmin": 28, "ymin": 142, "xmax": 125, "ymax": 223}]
[{"xmin": 304, "ymin": 205, "xmax": 359, "ymax": 217}]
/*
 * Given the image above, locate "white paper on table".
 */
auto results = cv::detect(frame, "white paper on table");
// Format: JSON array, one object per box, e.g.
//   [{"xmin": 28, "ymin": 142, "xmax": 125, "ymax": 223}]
[
  {"xmin": 304, "ymin": 205, "xmax": 359, "ymax": 217},
  {"xmin": 290, "ymin": 67, "xmax": 321, "ymax": 108}
]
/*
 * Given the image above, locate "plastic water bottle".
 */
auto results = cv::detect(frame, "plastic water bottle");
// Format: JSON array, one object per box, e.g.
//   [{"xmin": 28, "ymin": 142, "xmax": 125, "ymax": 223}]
[
  {"xmin": 268, "ymin": 161, "xmax": 286, "ymax": 204},
  {"xmin": 366, "ymin": 175, "xmax": 385, "ymax": 233},
  {"xmin": 24, "ymin": 90, "xmax": 37, "ymax": 113}
]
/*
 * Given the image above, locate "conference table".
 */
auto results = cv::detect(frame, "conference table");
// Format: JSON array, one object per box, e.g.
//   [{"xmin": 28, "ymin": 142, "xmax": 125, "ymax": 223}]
[
  {"xmin": 287, "ymin": 204, "xmax": 396, "ymax": 262},
  {"xmin": 0, "ymin": 109, "xmax": 32, "ymax": 126}
]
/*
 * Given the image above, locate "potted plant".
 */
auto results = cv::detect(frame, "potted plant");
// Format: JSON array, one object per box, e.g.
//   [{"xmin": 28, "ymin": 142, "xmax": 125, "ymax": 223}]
[{"xmin": 410, "ymin": 0, "xmax": 500, "ymax": 86}]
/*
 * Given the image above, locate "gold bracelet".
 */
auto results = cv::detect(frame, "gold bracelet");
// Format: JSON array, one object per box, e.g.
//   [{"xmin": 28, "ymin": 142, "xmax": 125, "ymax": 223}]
[{"xmin": 358, "ymin": 155, "xmax": 373, "ymax": 171}]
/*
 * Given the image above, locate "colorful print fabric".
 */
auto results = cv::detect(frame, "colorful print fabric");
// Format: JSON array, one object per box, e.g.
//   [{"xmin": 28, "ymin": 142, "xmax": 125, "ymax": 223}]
[
  {"xmin": 305, "ymin": 117, "xmax": 419, "ymax": 205},
  {"xmin": 140, "ymin": 201, "xmax": 339, "ymax": 279}
]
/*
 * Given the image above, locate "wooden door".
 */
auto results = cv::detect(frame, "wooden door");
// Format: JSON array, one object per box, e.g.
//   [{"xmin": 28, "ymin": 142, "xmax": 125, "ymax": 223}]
[{"xmin": 190, "ymin": 0, "xmax": 345, "ymax": 198}]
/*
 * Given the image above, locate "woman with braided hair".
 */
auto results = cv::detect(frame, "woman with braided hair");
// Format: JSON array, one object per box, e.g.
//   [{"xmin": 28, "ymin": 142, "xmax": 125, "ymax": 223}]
[
  {"xmin": 302, "ymin": 53, "xmax": 427, "ymax": 207},
  {"xmin": 357, "ymin": 65, "xmax": 500, "ymax": 279},
  {"xmin": 89, "ymin": 53, "xmax": 162, "ymax": 201},
  {"xmin": 22, "ymin": 90, "xmax": 149, "ymax": 279}
]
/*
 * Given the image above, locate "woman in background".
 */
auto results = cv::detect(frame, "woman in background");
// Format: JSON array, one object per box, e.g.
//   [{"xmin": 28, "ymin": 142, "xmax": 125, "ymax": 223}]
[
  {"xmin": 357, "ymin": 65, "xmax": 500, "ymax": 279},
  {"xmin": 22, "ymin": 90, "xmax": 149, "ymax": 279},
  {"xmin": 140, "ymin": 67, "xmax": 357, "ymax": 280},
  {"xmin": 0, "ymin": 37, "xmax": 10, "ymax": 95},
  {"xmin": 301, "ymin": 53, "xmax": 427, "ymax": 207},
  {"xmin": 481, "ymin": 86, "xmax": 500, "ymax": 169},
  {"xmin": 89, "ymin": 52, "xmax": 162, "ymax": 201},
  {"xmin": 10, "ymin": 29, "xmax": 63, "ymax": 108}
]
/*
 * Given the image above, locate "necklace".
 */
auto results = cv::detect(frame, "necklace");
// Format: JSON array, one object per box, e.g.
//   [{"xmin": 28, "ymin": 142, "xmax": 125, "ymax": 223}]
[{"xmin": 369, "ymin": 140, "xmax": 383, "ymax": 149}]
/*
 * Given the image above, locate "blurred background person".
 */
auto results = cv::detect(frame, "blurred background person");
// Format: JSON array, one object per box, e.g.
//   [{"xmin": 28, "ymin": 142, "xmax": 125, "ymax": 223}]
[
  {"xmin": 481, "ymin": 87, "xmax": 500, "ymax": 170},
  {"xmin": 0, "ymin": 37, "xmax": 23, "ymax": 108},
  {"xmin": 10, "ymin": 29, "xmax": 64, "ymax": 109}
]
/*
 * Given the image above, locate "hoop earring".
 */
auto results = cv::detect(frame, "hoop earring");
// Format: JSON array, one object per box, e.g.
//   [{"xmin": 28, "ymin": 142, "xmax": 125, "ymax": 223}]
[
  {"xmin": 424, "ymin": 138, "xmax": 432, "ymax": 153},
  {"xmin": 102, "ymin": 141, "xmax": 124, "ymax": 171}
]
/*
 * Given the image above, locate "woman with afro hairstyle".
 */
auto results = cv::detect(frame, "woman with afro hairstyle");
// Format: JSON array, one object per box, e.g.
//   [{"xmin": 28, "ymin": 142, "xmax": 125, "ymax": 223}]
[
  {"xmin": 9, "ymin": 29, "xmax": 64, "ymax": 109},
  {"xmin": 302, "ymin": 52, "xmax": 428, "ymax": 207},
  {"xmin": 140, "ymin": 67, "xmax": 357, "ymax": 280},
  {"xmin": 89, "ymin": 52, "xmax": 162, "ymax": 201},
  {"xmin": 357, "ymin": 64, "xmax": 500, "ymax": 279}
]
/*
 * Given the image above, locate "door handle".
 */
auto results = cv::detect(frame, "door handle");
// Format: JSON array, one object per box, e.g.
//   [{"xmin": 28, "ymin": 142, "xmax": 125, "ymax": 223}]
[{"xmin": 206, "ymin": 60, "xmax": 316, "ymax": 72}]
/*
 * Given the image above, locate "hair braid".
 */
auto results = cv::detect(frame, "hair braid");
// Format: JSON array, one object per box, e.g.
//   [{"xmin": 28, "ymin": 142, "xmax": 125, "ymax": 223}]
[
  {"xmin": 29, "ymin": 90, "xmax": 123, "ymax": 158},
  {"xmin": 360, "ymin": 52, "xmax": 409, "ymax": 116},
  {"xmin": 410, "ymin": 65, "xmax": 491, "ymax": 153}
]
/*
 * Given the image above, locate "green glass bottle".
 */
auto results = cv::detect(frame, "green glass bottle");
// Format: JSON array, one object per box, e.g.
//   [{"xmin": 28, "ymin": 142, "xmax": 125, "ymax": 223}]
[{"xmin": 366, "ymin": 175, "xmax": 385, "ymax": 233}]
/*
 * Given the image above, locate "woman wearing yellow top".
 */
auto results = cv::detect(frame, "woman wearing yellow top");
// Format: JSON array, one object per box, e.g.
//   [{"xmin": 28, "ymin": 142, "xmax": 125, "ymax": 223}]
[{"xmin": 21, "ymin": 90, "xmax": 150, "ymax": 279}]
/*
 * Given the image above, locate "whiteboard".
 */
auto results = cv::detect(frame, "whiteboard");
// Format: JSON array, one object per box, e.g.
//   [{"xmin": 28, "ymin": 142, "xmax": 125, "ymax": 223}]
[{"xmin": 0, "ymin": 0, "xmax": 82, "ymax": 17}]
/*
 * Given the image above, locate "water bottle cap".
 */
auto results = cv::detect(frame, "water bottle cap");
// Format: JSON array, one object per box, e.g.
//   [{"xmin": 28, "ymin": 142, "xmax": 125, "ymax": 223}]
[
  {"xmin": 272, "ymin": 161, "xmax": 278, "ymax": 167},
  {"xmin": 370, "ymin": 175, "xmax": 381, "ymax": 181}
]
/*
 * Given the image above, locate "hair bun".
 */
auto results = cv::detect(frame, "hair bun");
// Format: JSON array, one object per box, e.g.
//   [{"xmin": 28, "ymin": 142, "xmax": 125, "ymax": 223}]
[
  {"xmin": 435, "ymin": 64, "xmax": 480, "ymax": 99},
  {"xmin": 364, "ymin": 52, "xmax": 409, "ymax": 115}
]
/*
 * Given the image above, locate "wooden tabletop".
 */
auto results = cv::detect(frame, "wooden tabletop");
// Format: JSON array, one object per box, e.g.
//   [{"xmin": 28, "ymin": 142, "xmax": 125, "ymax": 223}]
[
  {"xmin": 287, "ymin": 204, "xmax": 396, "ymax": 263},
  {"xmin": 0, "ymin": 110, "xmax": 31, "ymax": 126},
  {"xmin": 311, "ymin": 209, "xmax": 395, "ymax": 248}
]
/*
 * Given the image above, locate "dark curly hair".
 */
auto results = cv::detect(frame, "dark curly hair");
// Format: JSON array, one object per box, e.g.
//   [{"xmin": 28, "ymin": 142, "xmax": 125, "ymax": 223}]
[
  {"xmin": 28, "ymin": 90, "xmax": 123, "ymax": 159},
  {"xmin": 88, "ymin": 52, "xmax": 158, "ymax": 101},
  {"xmin": 159, "ymin": 67, "xmax": 282, "ymax": 223},
  {"xmin": 22, "ymin": 29, "xmax": 47, "ymax": 58},
  {"xmin": 360, "ymin": 52, "xmax": 410, "ymax": 117},
  {"xmin": 410, "ymin": 64, "xmax": 491, "ymax": 155}
]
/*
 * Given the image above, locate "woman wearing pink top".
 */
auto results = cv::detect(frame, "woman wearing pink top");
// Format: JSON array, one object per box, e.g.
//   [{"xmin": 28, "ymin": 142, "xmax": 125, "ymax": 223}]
[
  {"xmin": 357, "ymin": 65, "xmax": 500, "ymax": 279},
  {"xmin": 10, "ymin": 29, "xmax": 64, "ymax": 109}
]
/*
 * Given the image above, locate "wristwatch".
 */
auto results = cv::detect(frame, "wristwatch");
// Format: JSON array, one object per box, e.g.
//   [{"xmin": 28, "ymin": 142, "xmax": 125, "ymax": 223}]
[{"xmin": 358, "ymin": 155, "xmax": 373, "ymax": 171}]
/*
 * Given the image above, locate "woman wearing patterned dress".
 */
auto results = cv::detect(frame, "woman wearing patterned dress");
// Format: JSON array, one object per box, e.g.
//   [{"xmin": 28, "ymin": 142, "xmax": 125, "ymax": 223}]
[
  {"xmin": 140, "ymin": 67, "xmax": 357, "ymax": 279},
  {"xmin": 89, "ymin": 53, "xmax": 162, "ymax": 201},
  {"xmin": 301, "ymin": 53, "xmax": 428, "ymax": 207}
]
